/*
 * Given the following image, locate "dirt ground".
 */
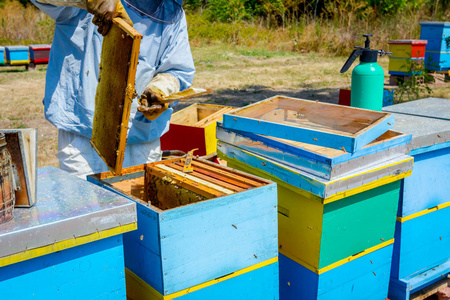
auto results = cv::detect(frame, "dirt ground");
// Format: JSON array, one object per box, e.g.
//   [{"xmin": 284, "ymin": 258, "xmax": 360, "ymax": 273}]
[{"xmin": 0, "ymin": 45, "xmax": 449, "ymax": 168}]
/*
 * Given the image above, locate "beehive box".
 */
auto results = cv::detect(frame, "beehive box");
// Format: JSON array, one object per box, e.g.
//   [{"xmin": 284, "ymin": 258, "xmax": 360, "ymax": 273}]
[
  {"xmin": 217, "ymin": 141, "xmax": 412, "ymax": 272},
  {"xmin": 126, "ymin": 258, "xmax": 279, "ymax": 300},
  {"xmin": 0, "ymin": 47, "xmax": 5, "ymax": 65},
  {"xmin": 280, "ymin": 243, "xmax": 394, "ymax": 300},
  {"xmin": 161, "ymin": 104, "xmax": 234, "ymax": 156},
  {"xmin": 339, "ymin": 89, "xmax": 394, "ymax": 107},
  {"xmin": 87, "ymin": 158, "xmax": 278, "ymax": 297},
  {"xmin": 217, "ymin": 124, "xmax": 410, "ymax": 180},
  {"xmin": 420, "ymin": 22, "xmax": 450, "ymax": 71},
  {"xmin": 5, "ymin": 46, "xmax": 29, "ymax": 65},
  {"xmin": 0, "ymin": 129, "xmax": 37, "ymax": 207},
  {"xmin": 388, "ymin": 40, "xmax": 427, "ymax": 75},
  {"xmin": 29, "ymin": 44, "xmax": 51, "ymax": 64},
  {"xmin": 383, "ymin": 98, "xmax": 450, "ymax": 217},
  {"xmin": 222, "ymin": 96, "xmax": 395, "ymax": 153}
]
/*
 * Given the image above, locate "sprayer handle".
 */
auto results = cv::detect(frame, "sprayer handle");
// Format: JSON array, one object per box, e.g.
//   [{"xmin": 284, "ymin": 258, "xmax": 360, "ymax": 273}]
[{"xmin": 340, "ymin": 49, "xmax": 363, "ymax": 73}]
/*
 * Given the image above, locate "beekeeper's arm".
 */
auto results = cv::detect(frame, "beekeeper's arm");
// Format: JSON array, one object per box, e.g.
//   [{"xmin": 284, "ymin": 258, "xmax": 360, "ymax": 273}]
[
  {"xmin": 34, "ymin": 0, "xmax": 131, "ymax": 35},
  {"xmin": 137, "ymin": 12, "xmax": 195, "ymax": 120}
]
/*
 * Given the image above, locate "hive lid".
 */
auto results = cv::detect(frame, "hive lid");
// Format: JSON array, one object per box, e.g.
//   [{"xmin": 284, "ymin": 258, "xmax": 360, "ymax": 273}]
[
  {"xmin": 388, "ymin": 40, "xmax": 428, "ymax": 45},
  {"xmin": 420, "ymin": 21, "xmax": 450, "ymax": 26},
  {"xmin": 383, "ymin": 98, "xmax": 450, "ymax": 153},
  {"xmin": 28, "ymin": 44, "xmax": 52, "ymax": 49},
  {"xmin": 217, "ymin": 124, "xmax": 411, "ymax": 180},
  {"xmin": 5, "ymin": 45, "xmax": 29, "ymax": 50},
  {"xmin": 222, "ymin": 95, "xmax": 395, "ymax": 153},
  {"xmin": 90, "ymin": 18, "xmax": 142, "ymax": 175}
]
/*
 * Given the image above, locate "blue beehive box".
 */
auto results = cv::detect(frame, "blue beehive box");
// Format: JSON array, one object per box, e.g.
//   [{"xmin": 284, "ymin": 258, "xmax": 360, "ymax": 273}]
[
  {"xmin": 88, "ymin": 158, "xmax": 278, "ymax": 298},
  {"xmin": 5, "ymin": 45, "xmax": 29, "ymax": 65},
  {"xmin": 420, "ymin": 21, "xmax": 450, "ymax": 71},
  {"xmin": 280, "ymin": 243, "xmax": 394, "ymax": 300},
  {"xmin": 0, "ymin": 46, "xmax": 5, "ymax": 65},
  {"xmin": 383, "ymin": 98, "xmax": 450, "ymax": 300}
]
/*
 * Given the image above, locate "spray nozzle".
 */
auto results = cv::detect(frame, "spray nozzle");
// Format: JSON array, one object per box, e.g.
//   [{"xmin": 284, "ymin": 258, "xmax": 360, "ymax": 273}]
[{"xmin": 340, "ymin": 34, "xmax": 391, "ymax": 73}]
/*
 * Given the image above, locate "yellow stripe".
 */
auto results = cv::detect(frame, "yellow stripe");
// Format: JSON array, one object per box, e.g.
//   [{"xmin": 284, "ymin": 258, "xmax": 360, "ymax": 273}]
[
  {"xmin": 324, "ymin": 170, "xmax": 412, "ymax": 204},
  {"xmin": 0, "ymin": 222, "xmax": 137, "ymax": 268},
  {"xmin": 7, "ymin": 60, "xmax": 30, "ymax": 65},
  {"xmin": 280, "ymin": 239, "xmax": 394, "ymax": 275},
  {"xmin": 397, "ymin": 200, "xmax": 450, "ymax": 223},
  {"xmin": 126, "ymin": 257, "xmax": 279, "ymax": 300}
]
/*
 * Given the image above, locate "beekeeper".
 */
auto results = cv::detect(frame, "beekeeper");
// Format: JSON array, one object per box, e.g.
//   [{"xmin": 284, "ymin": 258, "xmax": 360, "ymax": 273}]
[{"xmin": 30, "ymin": 0, "xmax": 195, "ymax": 178}]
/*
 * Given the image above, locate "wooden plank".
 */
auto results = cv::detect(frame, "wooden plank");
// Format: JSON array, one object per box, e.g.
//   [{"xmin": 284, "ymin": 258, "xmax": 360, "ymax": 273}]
[
  {"xmin": 145, "ymin": 164, "xmax": 224, "ymax": 199},
  {"xmin": 155, "ymin": 165, "xmax": 235, "ymax": 195},
  {"xmin": 173, "ymin": 162, "xmax": 252, "ymax": 189},
  {"xmin": 194, "ymin": 107, "xmax": 235, "ymax": 128},
  {"xmin": 170, "ymin": 103, "xmax": 198, "ymax": 126},
  {"xmin": 91, "ymin": 18, "xmax": 142, "ymax": 175},
  {"xmin": 190, "ymin": 159, "xmax": 267, "ymax": 186},
  {"xmin": 410, "ymin": 277, "xmax": 450, "ymax": 300},
  {"xmin": 223, "ymin": 95, "xmax": 395, "ymax": 152},
  {"xmin": 169, "ymin": 162, "xmax": 245, "ymax": 192}
]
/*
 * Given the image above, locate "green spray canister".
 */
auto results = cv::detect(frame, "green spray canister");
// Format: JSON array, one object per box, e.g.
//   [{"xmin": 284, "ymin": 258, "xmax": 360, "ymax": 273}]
[{"xmin": 340, "ymin": 34, "xmax": 391, "ymax": 111}]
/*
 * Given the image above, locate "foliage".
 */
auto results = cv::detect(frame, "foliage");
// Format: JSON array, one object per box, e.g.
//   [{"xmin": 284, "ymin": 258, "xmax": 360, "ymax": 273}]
[{"xmin": 394, "ymin": 56, "xmax": 436, "ymax": 103}]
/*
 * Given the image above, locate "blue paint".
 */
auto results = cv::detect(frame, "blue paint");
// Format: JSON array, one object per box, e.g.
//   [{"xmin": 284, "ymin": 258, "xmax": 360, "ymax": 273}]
[
  {"xmin": 217, "ymin": 124, "xmax": 410, "ymax": 180},
  {"xmin": 218, "ymin": 141, "xmax": 326, "ymax": 197},
  {"xmin": 409, "ymin": 140, "xmax": 450, "ymax": 156},
  {"xmin": 420, "ymin": 22, "xmax": 450, "ymax": 52},
  {"xmin": 222, "ymin": 112, "xmax": 395, "ymax": 153},
  {"xmin": 420, "ymin": 22, "xmax": 450, "ymax": 70},
  {"xmin": 5, "ymin": 45, "xmax": 29, "ymax": 64},
  {"xmin": 398, "ymin": 146, "xmax": 450, "ymax": 217},
  {"xmin": 89, "ymin": 174, "xmax": 278, "ymax": 295},
  {"xmin": 383, "ymin": 89, "xmax": 394, "ymax": 107},
  {"xmin": 0, "ymin": 47, "xmax": 4, "ymax": 65},
  {"xmin": 176, "ymin": 261, "xmax": 279, "ymax": 300},
  {"xmin": 280, "ymin": 244, "xmax": 393, "ymax": 300},
  {"xmin": 0, "ymin": 235, "xmax": 127, "ymax": 299},
  {"xmin": 389, "ymin": 258, "xmax": 450, "ymax": 300},
  {"xmin": 391, "ymin": 204, "xmax": 450, "ymax": 280}
]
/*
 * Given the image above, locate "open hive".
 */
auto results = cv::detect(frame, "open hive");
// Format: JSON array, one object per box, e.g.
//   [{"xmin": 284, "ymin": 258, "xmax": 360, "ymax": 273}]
[
  {"xmin": 161, "ymin": 104, "xmax": 234, "ymax": 156},
  {"xmin": 87, "ymin": 157, "xmax": 278, "ymax": 297}
]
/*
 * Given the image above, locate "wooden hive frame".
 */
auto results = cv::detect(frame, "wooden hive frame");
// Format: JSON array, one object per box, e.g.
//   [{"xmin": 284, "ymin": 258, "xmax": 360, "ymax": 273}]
[
  {"xmin": 91, "ymin": 18, "xmax": 142, "ymax": 175},
  {"xmin": 222, "ymin": 95, "xmax": 395, "ymax": 153}
]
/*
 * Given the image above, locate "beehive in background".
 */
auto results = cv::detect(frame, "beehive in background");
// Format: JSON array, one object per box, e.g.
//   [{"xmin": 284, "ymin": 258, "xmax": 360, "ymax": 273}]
[
  {"xmin": 5, "ymin": 46, "xmax": 29, "ymax": 66},
  {"xmin": 161, "ymin": 104, "xmax": 234, "ymax": 156},
  {"xmin": 88, "ymin": 157, "xmax": 278, "ymax": 299},
  {"xmin": 29, "ymin": 44, "xmax": 51, "ymax": 65},
  {"xmin": 217, "ymin": 96, "xmax": 414, "ymax": 299},
  {"xmin": 383, "ymin": 98, "xmax": 450, "ymax": 300},
  {"xmin": 388, "ymin": 40, "xmax": 427, "ymax": 75},
  {"xmin": 0, "ymin": 47, "xmax": 5, "ymax": 66},
  {"xmin": 420, "ymin": 21, "xmax": 450, "ymax": 71}
]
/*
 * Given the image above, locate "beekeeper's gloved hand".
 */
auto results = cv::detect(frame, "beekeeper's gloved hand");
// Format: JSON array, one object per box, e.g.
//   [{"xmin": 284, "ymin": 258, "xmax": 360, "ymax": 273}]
[
  {"xmin": 35, "ymin": 0, "xmax": 132, "ymax": 35},
  {"xmin": 137, "ymin": 74, "xmax": 180, "ymax": 121}
]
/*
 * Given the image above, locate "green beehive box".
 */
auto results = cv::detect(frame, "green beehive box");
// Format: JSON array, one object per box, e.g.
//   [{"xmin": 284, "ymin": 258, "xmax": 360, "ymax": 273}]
[{"xmin": 218, "ymin": 141, "xmax": 413, "ymax": 273}]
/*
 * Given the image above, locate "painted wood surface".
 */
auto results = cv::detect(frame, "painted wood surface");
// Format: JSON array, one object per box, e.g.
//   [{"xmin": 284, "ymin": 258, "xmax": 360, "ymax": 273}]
[
  {"xmin": 391, "ymin": 204, "xmax": 450, "ymax": 280},
  {"xmin": 161, "ymin": 104, "xmax": 233, "ymax": 156},
  {"xmin": 420, "ymin": 22, "xmax": 450, "ymax": 52},
  {"xmin": 5, "ymin": 46, "xmax": 29, "ymax": 65},
  {"xmin": 0, "ymin": 47, "xmax": 4, "ymax": 65},
  {"xmin": 218, "ymin": 141, "xmax": 412, "ymax": 201},
  {"xmin": 389, "ymin": 258, "xmax": 450, "ymax": 300},
  {"xmin": 280, "ymin": 244, "xmax": 393, "ymax": 300},
  {"xmin": 388, "ymin": 40, "xmax": 427, "ymax": 58},
  {"xmin": 398, "ymin": 146, "xmax": 450, "ymax": 217},
  {"xmin": 0, "ymin": 235, "xmax": 126, "ymax": 299},
  {"xmin": 217, "ymin": 124, "xmax": 410, "ymax": 180},
  {"xmin": 224, "ymin": 155, "xmax": 400, "ymax": 271},
  {"xmin": 222, "ymin": 96, "xmax": 395, "ymax": 153},
  {"xmin": 89, "ymin": 163, "xmax": 278, "ymax": 295},
  {"xmin": 126, "ymin": 258, "xmax": 279, "ymax": 300}
]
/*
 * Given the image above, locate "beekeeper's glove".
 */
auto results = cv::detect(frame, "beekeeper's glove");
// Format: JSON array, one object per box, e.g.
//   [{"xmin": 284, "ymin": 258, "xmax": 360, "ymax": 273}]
[
  {"xmin": 36, "ymin": 0, "xmax": 132, "ymax": 35},
  {"xmin": 137, "ymin": 74, "xmax": 180, "ymax": 121}
]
